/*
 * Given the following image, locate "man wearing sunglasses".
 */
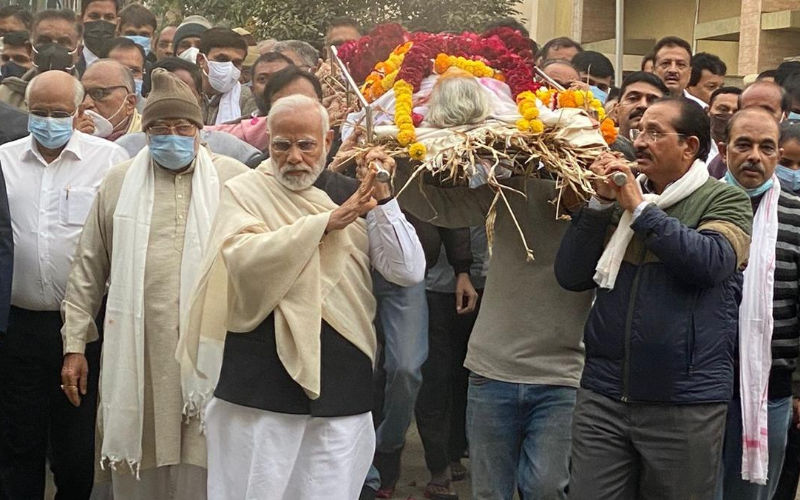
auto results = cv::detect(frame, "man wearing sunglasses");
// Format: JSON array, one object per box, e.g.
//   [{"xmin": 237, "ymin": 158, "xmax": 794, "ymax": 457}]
[
  {"xmin": 76, "ymin": 58, "xmax": 140, "ymax": 140},
  {"xmin": 60, "ymin": 68, "xmax": 248, "ymax": 498},
  {"xmin": 556, "ymin": 98, "xmax": 753, "ymax": 499},
  {"xmin": 0, "ymin": 69, "xmax": 128, "ymax": 499}
]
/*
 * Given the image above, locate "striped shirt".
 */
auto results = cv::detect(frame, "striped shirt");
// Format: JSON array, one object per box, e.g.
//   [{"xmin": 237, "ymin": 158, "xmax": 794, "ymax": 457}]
[{"xmin": 763, "ymin": 190, "xmax": 800, "ymax": 399}]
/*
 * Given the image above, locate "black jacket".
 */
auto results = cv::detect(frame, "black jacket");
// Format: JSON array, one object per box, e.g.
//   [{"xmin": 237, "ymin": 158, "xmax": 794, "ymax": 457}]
[{"xmin": 0, "ymin": 165, "xmax": 12, "ymax": 332}]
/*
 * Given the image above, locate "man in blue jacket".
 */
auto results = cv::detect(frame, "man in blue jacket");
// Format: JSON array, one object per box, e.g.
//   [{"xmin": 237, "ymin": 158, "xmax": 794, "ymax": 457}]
[{"xmin": 555, "ymin": 97, "xmax": 753, "ymax": 499}]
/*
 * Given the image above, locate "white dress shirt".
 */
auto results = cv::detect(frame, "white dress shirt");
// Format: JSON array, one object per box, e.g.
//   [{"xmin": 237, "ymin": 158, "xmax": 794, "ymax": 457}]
[
  {"xmin": 366, "ymin": 198, "xmax": 426, "ymax": 287},
  {"xmin": 83, "ymin": 46, "xmax": 99, "ymax": 68},
  {"xmin": 0, "ymin": 131, "xmax": 129, "ymax": 310},
  {"xmin": 684, "ymin": 89, "xmax": 709, "ymax": 110}
]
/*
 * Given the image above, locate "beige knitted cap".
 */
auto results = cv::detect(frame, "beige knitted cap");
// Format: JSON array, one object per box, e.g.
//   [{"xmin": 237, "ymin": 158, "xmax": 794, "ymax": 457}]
[{"xmin": 142, "ymin": 68, "xmax": 204, "ymax": 129}]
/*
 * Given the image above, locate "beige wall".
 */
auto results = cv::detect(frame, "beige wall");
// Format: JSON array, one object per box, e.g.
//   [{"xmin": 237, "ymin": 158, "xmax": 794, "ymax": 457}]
[
  {"xmin": 697, "ymin": 0, "xmax": 742, "ymax": 22},
  {"xmin": 521, "ymin": 0, "xmax": 575, "ymax": 45},
  {"xmin": 624, "ymin": 0, "xmax": 697, "ymax": 41}
]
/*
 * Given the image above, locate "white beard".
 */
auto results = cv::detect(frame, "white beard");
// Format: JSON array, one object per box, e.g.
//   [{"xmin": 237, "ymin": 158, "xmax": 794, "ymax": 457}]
[{"xmin": 274, "ymin": 152, "xmax": 326, "ymax": 191}]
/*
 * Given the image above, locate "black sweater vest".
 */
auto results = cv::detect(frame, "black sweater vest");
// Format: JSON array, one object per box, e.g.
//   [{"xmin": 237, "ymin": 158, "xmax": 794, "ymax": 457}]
[{"xmin": 214, "ymin": 313, "xmax": 373, "ymax": 417}]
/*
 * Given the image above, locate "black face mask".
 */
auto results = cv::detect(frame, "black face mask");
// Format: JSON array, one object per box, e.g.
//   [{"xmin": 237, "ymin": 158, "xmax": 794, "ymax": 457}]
[
  {"xmin": 1, "ymin": 61, "xmax": 28, "ymax": 79},
  {"xmin": 82, "ymin": 20, "xmax": 116, "ymax": 57},
  {"xmin": 32, "ymin": 43, "xmax": 76, "ymax": 73}
]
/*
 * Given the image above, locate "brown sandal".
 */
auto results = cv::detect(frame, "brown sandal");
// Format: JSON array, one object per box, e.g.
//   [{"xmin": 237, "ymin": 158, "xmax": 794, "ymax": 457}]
[{"xmin": 424, "ymin": 480, "xmax": 459, "ymax": 500}]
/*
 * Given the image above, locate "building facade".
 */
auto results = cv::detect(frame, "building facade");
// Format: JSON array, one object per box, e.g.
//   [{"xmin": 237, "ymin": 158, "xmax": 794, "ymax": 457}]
[{"xmin": 520, "ymin": 0, "xmax": 800, "ymax": 79}]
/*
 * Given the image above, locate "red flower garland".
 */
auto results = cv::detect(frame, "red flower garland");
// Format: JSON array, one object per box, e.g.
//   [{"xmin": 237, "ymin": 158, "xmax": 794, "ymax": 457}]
[
  {"xmin": 340, "ymin": 24, "xmax": 543, "ymax": 100},
  {"xmin": 337, "ymin": 23, "xmax": 409, "ymax": 83}
]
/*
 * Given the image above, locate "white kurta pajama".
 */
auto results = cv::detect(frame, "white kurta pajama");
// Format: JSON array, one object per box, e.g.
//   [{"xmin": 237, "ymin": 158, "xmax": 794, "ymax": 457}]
[
  {"xmin": 61, "ymin": 147, "xmax": 248, "ymax": 499},
  {"xmin": 177, "ymin": 160, "xmax": 425, "ymax": 500}
]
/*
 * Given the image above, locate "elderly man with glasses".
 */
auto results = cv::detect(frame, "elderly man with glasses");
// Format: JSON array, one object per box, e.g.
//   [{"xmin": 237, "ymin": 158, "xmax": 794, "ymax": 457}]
[
  {"xmin": 556, "ymin": 97, "xmax": 754, "ymax": 499},
  {"xmin": 59, "ymin": 67, "xmax": 248, "ymax": 499},
  {"xmin": 75, "ymin": 59, "xmax": 141, "ymax": 140},
  {"xmin": 0, "ymin": 69, "xmax": 128, "ymax": 499}
]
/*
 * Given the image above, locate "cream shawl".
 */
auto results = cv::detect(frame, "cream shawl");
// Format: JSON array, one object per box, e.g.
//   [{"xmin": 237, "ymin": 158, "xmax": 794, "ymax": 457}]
[
  {"xmin": 176, "ymin": 159, "xmax": 377, "ymax": 417},
  {"xmin": 101, "ymin": 145, "xmax": 219, "ymax": 474}
]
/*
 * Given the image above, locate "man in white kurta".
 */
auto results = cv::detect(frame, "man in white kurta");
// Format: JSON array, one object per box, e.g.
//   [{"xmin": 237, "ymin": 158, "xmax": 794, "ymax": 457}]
[
  {"xmin": 177, "ymin": 94, "xmax": 425, "ymax": 500},
  {"xmin": 59, "ymin": 68, "xmax": 248, "ymax": 499}
]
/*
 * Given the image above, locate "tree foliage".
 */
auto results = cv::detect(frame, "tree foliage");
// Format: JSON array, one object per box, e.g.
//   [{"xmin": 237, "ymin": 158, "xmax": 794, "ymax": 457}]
[{"xmin": 147, "ymin": 0, "xmax": 522, "ymax": 46}]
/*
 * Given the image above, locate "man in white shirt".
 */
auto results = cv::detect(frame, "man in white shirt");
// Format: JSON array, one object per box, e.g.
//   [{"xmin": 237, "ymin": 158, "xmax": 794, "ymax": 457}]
[
  {"xmin": 177, "ymin": 95, "xmax": 425, "ymax": 500},
  {"xmin": 0, "ymin": 69, "xmax": 128, "ymax": 498}
]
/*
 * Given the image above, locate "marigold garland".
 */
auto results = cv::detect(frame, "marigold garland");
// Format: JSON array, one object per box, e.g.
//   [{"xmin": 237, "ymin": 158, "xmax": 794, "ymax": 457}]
[
  {"xmin": 556, "ymin": 89, "xmax": 606, "ymax": 121},
  {"xmin": 408, "ymin": 142, "xmax": 427, "ymax": 160},
  {"xmin": 600, "ymin": 117, "xmax": 618, "ymax": 145},
  {"xmin": 434, "ymin": 53, "xmax": 496, "ymax": 79},
  {"xmin": 394, "ymin": 80, "xmax": 415, "ymax": 146},
  {"xmin": 514, "ymin": 91, "xmax": 544, "ymax": 133}
]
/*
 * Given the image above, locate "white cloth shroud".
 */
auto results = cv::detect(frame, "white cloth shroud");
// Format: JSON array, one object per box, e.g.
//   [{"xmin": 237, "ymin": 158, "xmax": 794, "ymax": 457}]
[{"xmin": 99, "ymin": 145, "xmax": 220, "ymax": 473}]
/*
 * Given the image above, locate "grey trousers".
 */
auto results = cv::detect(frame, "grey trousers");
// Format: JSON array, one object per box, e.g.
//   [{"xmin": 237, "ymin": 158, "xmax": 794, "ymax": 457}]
[{"xmin": 568, "ymin": 388, "xmax": 727, "ymax": 500}]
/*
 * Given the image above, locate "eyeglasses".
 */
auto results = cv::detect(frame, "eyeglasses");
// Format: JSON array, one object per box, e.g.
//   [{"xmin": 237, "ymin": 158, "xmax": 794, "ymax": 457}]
[
  {"xmin": 271, "ymin": 138, "xmax": 318, "ymax": 152},
  {"xmin": 85, "ymin": 85, "xmax": 131, "ymax": 101},
  {"xmin": 147, "ymin": 122, "xmax": 197, "ymax": 136},
  {"xmin": 629, "ymin": 129, "xmax": 685, "ymax": 143},
  {"xmin": 29, "ymin": 109, "xmax": 75, "ymax": 119}
]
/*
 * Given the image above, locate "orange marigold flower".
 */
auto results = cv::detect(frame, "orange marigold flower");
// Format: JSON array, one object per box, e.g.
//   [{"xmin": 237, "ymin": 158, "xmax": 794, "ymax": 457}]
[{"xmin": 600, "ymin": 117, "xmax": 618, "ymax": 145}]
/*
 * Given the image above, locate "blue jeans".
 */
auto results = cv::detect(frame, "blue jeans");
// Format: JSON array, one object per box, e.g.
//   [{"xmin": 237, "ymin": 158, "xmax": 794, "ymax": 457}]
[
  {"xmin": 365, "ymin": 272, "xmax": 428, "ymax": 490},
  {"xmin": 467, "ymin": 374, "xmax": 576, "ymax": 500},
  {"xmin": 716, "ymin": 396, "xmax": 793, "ymax": 500}
]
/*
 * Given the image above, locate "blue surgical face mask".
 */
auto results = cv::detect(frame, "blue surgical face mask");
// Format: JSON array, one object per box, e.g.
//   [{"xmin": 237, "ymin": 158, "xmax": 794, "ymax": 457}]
[
  {"xmin": 724, "ymin": 169, "xmax": 774, "ymax": 198},
  {"xmin": 590, "ymin": 85, "xmax": 608, "ymax": 104},
  {"xmin": 776, "ymin": 165, "xmax": 800, "ymax": 192},
  {"xmin": 126, "ymin": 35, "xmax": 151, "ymax": 56},
  {"xmin": 148, "ymin": 134, "xmax": 197, "ymax": 170},
  {"xmin": 28, "ymin": 114, "xmax": 74, "ymax": 149},
  {"xmin": 787, "ymin": 111, "xmax": 800, "ymax": 121}
]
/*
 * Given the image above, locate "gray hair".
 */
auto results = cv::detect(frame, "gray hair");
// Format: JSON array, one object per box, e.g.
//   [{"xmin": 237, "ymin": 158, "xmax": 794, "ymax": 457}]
[
  {"xmin": 425, "ymin": 76, "xmax": 490, "ymax": 128},
  {"xmin": 25, "ymin": 71, "xmax": 84, "ymax": 109},
  {"xmin": 268, "ymin": 94, "xmax": 330, "ymax": 138},
  {"xmin": 273, "ymin": 40, "xmax": 319, "ymax": 69}
]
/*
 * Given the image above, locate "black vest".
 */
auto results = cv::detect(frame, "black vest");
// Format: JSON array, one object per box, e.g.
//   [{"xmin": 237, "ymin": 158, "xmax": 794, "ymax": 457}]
[{"xmin": 214, "ymin": 313, "xmax": 373, "ymax": 417}]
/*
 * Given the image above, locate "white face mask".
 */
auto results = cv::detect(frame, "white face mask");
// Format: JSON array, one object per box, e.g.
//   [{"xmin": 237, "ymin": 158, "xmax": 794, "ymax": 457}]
[
  {"xmin": 179, "ymin": 46, "xmax": 200, "ymax": 64},
  {"xmin": 85, "ymin": 99, "xmax": 127, "ymax": 138},
  {"xmin": 205, "ymin": 58, "xmax": 241, "ymax": 94}
]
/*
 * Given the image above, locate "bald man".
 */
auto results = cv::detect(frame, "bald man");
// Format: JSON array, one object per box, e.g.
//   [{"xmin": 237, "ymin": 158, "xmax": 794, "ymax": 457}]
[
  {"xmin": 77, "ymin": 59, "xmax": 141, "ymax": 140},
  {"xmin": 0, "ymin": 70, "xmax": 128, "ymax": 498},
  {"xmin": 740, "ymin": 81, "xmax": 788, "ymax": 122},
  {"xmin": 541, "ymin": 59, "xmax": 581, "ymax": 89}
]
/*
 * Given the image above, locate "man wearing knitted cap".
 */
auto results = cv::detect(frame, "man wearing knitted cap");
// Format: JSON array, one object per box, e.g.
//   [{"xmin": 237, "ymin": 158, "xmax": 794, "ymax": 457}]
[
  {"xmin": 172, "ymin": 15, "xmax": 210, "ymax": 57},
  {"xmin": 59, "ymin": 68, "xmax": 248, "ymax": 498}
]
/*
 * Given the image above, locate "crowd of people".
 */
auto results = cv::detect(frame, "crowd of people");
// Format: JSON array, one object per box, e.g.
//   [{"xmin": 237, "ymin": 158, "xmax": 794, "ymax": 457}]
[{"xmin": 1, "ymin": 2, "xmax": 800, "ymax": 500}]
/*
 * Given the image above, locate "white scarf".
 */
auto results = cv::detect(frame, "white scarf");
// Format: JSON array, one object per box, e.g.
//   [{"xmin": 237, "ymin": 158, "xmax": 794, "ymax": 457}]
[
  {"xmin": 594, "ymin": 159, "xmax": 709, "ymax": 289},
  {"xmin": 215, "ymin": 82, "xmax": 242, "ymax": 124},
  {"xmin": 737, "ymin": 176, "xmax": 780, "ymax": 485},
  {"xmin": 100, "ymin": 145, "xmax": 220, "ymax": 474}
]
